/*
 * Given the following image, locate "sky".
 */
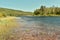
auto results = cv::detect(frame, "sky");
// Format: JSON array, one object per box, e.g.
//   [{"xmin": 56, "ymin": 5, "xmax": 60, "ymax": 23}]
[{"xmin": 0, "ymin": 0, "xmax": 60, "ymax": 12}]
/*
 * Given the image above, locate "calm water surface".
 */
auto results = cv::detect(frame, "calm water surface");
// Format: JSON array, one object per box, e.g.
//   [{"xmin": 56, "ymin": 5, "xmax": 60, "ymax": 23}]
[{"xmin": 14, "ymin": 16, "xmax": 60, "ymax": 32}]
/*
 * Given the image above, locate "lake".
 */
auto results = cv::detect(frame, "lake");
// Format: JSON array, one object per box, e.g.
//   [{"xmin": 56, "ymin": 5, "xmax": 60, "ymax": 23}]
[
  {"xmin": 16, "ymin": 16, "xmax": 60, "ymax": 30},
  {"xmin": 2, "ymin": 16, "xmax": 60, "ymax": 40}
]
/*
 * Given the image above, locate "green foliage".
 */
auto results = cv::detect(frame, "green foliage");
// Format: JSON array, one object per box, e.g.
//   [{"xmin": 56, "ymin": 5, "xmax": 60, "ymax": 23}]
[
  {"xmin": 34, "ymin": 9, "xmax": 40, "ymax": 15},
  {"xmin": 34, "ymin": 6, "xmax": 60, "ymax": 16},
  {"xmin": 0, "ymin": 8, "xmax": 33, "ymax": 17}
]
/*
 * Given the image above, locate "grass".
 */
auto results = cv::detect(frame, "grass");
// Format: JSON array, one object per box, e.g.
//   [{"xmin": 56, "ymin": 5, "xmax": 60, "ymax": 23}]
[{"xmin": 0, "ymin": 17, "xmax": 18, "ymax": 40}]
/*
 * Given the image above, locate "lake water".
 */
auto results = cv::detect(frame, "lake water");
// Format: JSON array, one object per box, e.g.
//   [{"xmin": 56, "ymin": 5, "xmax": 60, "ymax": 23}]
[
  {"xmin": 4, "ymin": 16, "xmax": 60, "ymax": 40},
  {"xmin": 16, "ymin": 16, "xmax": 60, "ymax": 30}
]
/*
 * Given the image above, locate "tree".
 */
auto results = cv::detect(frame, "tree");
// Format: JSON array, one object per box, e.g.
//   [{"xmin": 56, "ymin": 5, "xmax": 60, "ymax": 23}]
[
  {"xmin": 34, "ymin": 9, "xmax": 40, "ymax": 15},
  {"xmin": 40, "ymin": 5, "xmax": 46, "ymax": 15}
]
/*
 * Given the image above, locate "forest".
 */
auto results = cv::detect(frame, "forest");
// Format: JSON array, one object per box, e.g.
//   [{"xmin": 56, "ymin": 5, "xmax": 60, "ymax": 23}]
[{"xmin": 34, "ymin": 6, "xmax": 60, "ymax": 16}]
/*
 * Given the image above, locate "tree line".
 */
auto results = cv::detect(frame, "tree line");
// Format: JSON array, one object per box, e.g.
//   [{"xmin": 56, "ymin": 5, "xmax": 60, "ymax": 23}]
[{"xmin": 34, "ymin": 6, "xmax": 60, "ymax": 16}]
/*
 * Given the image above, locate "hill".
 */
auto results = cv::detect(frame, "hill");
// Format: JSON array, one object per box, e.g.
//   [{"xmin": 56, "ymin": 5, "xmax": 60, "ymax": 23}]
[{"xmin": 0, "ymin": 8, "xmax": 33, "ymax": 17}]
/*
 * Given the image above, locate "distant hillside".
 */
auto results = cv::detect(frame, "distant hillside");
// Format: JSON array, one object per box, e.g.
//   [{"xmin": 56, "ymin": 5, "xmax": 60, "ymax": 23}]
[{"xmin": 0, "ymin": 8, "xmax": 33, "ymax": 17}]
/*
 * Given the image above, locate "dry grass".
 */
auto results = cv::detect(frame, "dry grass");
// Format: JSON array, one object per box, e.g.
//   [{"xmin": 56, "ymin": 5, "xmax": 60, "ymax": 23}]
[{"xmin": 0, "ymin": 17, "xmax": 19, "ymax": 40}]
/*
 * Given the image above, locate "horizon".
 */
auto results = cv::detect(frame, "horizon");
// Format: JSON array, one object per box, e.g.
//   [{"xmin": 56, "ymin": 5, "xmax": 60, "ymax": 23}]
[{"xmin": 0, "ymin": 0, "xmax": 60, "ymax": 12}]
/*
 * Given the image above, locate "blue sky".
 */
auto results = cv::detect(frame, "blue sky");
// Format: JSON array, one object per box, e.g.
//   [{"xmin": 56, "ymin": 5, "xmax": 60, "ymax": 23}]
[{"xmin": 0, "ymin": 0, "xmax": 60, "ymax": 12}]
